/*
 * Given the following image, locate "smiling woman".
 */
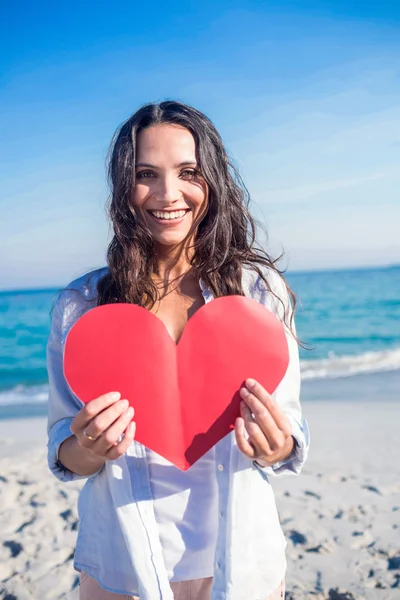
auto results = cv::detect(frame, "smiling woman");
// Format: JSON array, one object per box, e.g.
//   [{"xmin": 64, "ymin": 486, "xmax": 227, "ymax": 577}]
[
  {"xmin": 96, "ymin": 101, "xmax": 298, "ymax": 327},
  {"xmin": 132, "ymin": 125, "xmax": 208, "ymax": 249},
  {"xmin": 46, "ymin": 100, "xmax": 310, "ymax": 600}
]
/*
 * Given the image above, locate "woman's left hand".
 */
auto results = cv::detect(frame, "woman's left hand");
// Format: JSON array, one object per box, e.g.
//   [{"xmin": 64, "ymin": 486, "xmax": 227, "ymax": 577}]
[{"xmin": 235, "ymin": 378, "xmax": 295, "ymax": 467}]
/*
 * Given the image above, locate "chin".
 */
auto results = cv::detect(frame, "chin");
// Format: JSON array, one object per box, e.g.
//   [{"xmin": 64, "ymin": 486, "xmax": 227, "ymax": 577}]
[
  {"xmin": 154, "ymin": 236, "xmax": 188, "ymax": 247},
  {"xmin": 152, "ymin": 227, "xmax": 194, "ymax": 246}
]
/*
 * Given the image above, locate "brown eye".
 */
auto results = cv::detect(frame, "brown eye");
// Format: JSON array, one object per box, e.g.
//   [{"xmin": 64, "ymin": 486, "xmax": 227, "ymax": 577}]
[
  {"xmin": 180, "ymin": 169, "xmax": 197, "ymax": 179},
  {"xmin": 136, "ymin": 171, "xmax": 155, "ymax": 179}
]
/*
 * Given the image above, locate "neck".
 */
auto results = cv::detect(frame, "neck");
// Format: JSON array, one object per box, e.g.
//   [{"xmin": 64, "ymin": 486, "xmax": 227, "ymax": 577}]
[{"xmin": 153, "ymin": 242, "xmax": 194, "ymax": 283}]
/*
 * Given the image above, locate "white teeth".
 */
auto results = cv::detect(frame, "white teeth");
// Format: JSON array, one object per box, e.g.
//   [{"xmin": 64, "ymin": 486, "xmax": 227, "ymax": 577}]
[{"xmin": 150, "ymin": 210, "xmax": 187, "ymax": 220}]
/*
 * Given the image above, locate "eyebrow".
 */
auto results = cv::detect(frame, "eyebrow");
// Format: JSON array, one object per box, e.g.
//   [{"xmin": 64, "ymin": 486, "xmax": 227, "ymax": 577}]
[{"xmin": 135, "ymin": 161, "xmax": 198, "ymax": 169}]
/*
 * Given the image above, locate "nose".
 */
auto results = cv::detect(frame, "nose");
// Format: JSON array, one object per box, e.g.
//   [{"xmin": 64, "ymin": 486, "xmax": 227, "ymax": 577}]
[{"xmin": 154, "ymin": 173, "xmax": 182, "ymax": 205}]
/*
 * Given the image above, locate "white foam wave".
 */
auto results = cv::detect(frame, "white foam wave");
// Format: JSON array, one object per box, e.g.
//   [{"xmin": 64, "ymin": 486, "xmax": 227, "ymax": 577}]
[
  {"xmin": 0, "ymin": 383, "xmax": 49, "ymax": 406},
  {"xmin": 0, "ymin": 348, "xmax": 399, "ymax": 406},
  {"xmin": 300, "ymin": 348, "xmax": 400, "ymax": 380}
]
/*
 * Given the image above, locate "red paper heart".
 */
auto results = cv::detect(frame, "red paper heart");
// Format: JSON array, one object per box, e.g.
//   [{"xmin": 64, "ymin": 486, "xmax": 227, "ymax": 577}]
[{"xmin": 64, "ymin": 296, "xmax": 289, "ymax": 470}]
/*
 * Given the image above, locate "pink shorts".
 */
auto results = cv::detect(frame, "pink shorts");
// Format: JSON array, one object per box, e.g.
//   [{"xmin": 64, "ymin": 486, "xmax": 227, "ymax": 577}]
[{"xmin": 79, "ymin": 572, "xmax": 285, "ymax": 599}]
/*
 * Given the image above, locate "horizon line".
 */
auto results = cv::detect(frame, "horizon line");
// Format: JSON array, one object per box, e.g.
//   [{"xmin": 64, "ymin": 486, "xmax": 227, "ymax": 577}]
[{"xmin": 0, "ymin": 262, "xmax": 398, "ymax": 295}]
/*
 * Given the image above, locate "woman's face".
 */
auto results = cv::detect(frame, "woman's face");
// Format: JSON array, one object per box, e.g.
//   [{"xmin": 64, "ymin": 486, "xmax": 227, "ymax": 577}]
[{"xmin": 132, "ymin": 124, "xmax": 208, "ymax": 249}]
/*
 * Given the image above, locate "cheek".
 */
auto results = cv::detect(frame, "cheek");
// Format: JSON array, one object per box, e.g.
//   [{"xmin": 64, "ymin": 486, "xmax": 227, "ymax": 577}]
[
  {"xmin": 190, "ymin": 184, "xmax": 208, "ymax": 212},
  {"xmin": 131, "ymin": 185, "xmax": 148, "ymax": 211}
]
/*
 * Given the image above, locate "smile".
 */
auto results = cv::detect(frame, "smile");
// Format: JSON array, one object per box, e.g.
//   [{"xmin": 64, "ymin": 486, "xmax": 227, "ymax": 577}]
[{"xmin": 148, "ymin": 209, "xmax": 190, "ymax": 221}]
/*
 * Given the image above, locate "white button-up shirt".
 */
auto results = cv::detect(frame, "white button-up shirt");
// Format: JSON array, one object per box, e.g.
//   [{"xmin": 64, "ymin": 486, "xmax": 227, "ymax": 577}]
[{"xmin": 46, "ymin": 266, "xmax": 310, "ymax": 600}]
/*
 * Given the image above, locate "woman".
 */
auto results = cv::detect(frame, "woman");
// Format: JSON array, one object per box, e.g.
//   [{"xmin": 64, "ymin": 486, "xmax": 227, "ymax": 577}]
[{"xmin": 46, "ymin": 101, "xmax": 310, "ymax": 600}]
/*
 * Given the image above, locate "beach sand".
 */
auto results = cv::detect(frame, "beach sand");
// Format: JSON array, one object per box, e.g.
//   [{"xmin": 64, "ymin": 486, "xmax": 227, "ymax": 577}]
[{"xmin": 0, "ymin": 397, "xmax": 399, "ymax": 600}]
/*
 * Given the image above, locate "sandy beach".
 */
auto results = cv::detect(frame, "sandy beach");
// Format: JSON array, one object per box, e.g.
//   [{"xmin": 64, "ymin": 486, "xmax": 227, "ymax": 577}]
[{"xmin": 0, "ymin": 395, "xmax": 399, "ymax": 600}]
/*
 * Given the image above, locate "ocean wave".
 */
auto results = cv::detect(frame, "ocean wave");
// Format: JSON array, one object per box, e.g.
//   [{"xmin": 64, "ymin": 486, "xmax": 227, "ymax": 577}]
[
  {"xmin": 0, "ymin": 348, "xmax": 399, "ymax": 405},
  {"xmin": 300, "ymin": 348, "xmax": 400, "ymax": 380},
  {"xmin": 0, "ymin": 383, "xmax": 49, "ymax": 406}
]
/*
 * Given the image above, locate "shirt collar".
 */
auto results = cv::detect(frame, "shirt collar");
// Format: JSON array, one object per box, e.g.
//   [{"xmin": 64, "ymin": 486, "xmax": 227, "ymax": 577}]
[{"xmin": 199, "ymin": 278, "xmax": 215, "ymax": 304}]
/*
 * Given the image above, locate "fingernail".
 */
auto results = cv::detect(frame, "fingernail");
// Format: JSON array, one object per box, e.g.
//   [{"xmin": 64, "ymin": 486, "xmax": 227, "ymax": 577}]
[
  {"xmin": 246, "ymin": 379, "xmax": 256, "ymax": 389},
  {"xmin": 127, "ymin": 406, "xmax": 134, "ymax": 417},
  {"xmin": 110, "ymin": 392, "xmax": 121, "ymax": 400},
  {"xmin": 240, "ymin": 387, "xmax": 249, "ymax": 399},
  {"xmin": 120, "ymin": 399, "xmax": 129, "ymax": 409},
  {"xmin": 240, "ymin": 401, "xmax": 246, "ymax": 410}
]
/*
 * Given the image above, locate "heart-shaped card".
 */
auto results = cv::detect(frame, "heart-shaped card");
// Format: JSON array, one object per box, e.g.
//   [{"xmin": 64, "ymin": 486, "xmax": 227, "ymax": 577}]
[{"xmin": 64, "ymin": 296, "xmax": 289, "ymax": 470}]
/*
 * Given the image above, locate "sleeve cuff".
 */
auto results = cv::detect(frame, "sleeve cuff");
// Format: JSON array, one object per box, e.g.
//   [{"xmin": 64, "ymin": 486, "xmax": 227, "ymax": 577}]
[
  {"xmin": 254, "ymin": 416, "xmax": 310, "ymax": 478},
  {"xmin": 47, "ymin": 417, "xmax": 104, "ymax": 482}
]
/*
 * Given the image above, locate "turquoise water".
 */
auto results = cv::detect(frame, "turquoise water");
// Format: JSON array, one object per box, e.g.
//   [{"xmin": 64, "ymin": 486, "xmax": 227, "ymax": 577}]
[
  {"xmin": 0, "ymin": 288, "xmax": 56, "ymax": 393},
  {"xmin": 289, "ymin": 265, "xmax": 400, "ymax": 380},
  {"xmin": 0, "ymin": 266, "xmax": 399, "ymax": 413}
]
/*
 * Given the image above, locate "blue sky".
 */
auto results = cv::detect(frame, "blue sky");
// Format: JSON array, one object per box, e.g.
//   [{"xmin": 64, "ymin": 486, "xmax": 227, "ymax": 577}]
[{"xmin": 1, "ymin": 0, "xmax": 399, "ymax": 289}]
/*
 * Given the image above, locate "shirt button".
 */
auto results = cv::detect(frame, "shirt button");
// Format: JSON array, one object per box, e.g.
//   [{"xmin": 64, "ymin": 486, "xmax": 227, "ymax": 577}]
[
  {"xmin": 218, "ymin": 464, "xmax": 224, "ymax": 471},
  {"xmin": 216, "ymin": 562, "xmax": 221, "ymax": 569},
  {"xmin": 219, "ymin": 511, "xmax": 223, "ymax": 518}
]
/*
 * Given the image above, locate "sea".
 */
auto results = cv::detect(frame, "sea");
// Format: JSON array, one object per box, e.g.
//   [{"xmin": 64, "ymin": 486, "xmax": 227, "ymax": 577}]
[{"xmin": 0, "ymin": 265, "xmax": 399, "ymax": 420}]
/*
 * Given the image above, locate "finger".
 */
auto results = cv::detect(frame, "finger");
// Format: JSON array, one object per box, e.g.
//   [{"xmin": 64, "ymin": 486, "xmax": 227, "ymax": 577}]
[
  {"xmin": 106, "ymin": 421, "xmax": 136, "ymax": 460},
  {"xmin": 81, "ymin": 400, "xmax": 133, "ymax": 443},
  {"xmin": 240, "ymin": 387, "xmax": 278, "ymax": 438},
  {"xmin": 234, "ymin": 417, "xmax": 255, "ymax": 459},
  {"xmin": 241, "ymin": 392, "xmax": 286, "ymax": 452},
  {"xmin": 241, "ymin": 401, "xmax": 272, "ymax": 456},
  {"xmin": 245, "ymin": 379, "xmax": 291, "ymax": 435},
  {"xmin": 72, "ymin": 391, "xmax": 121, "ymax": 433},
  {"xmin": 92, "ymin": 406, "xmax": 135, "ymax": 454}
]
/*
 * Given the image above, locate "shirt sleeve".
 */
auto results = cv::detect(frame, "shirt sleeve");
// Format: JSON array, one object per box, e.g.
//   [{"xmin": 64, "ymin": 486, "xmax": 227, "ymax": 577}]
[
  {"xmin": 46, "ymin": 293, "xmax": 104, "ymax": 482},
  {"xmin": 253, "ymin": 269, "xmax": 310, "ymax": 478}
]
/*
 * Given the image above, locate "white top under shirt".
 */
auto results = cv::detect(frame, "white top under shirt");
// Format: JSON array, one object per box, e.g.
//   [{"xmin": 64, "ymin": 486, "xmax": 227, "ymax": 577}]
[{"xmin": 147, "ymin": 446, "xmax": 218, "ymax": 581}]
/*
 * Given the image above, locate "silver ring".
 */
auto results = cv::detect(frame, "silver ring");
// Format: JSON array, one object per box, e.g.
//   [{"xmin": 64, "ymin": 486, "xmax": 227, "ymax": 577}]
[{"xmin": 83, "ymin": 429, "xmax": 98, "ymax": 442}]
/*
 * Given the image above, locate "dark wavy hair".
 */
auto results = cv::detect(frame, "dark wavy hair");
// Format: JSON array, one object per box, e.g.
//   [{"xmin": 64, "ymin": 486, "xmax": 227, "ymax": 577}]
[{"xmin": 96, "ymin": 100, "xmax": 298, "ymax": 337}]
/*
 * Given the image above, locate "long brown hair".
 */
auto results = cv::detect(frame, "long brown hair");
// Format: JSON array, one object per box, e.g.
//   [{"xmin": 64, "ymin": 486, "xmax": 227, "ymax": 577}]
[{"xmin": 96, "ymin": 101, "xmax": 298, "ymax": 337}]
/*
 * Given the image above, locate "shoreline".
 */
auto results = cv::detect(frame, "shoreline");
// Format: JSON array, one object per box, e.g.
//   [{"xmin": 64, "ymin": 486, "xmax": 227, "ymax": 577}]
[
  {"xmin": 0, "ymin": 415, "xmax": 48, "ymax": 458},
  {"xmin": 0, "ymin": 369, "xmax": 399, "ymax": 424}
]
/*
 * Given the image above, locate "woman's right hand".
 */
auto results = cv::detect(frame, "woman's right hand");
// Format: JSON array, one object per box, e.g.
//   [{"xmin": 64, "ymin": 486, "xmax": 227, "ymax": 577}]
[{"xmin": 70, "ymin": 392, "xmax": 136, "ymax": 461}]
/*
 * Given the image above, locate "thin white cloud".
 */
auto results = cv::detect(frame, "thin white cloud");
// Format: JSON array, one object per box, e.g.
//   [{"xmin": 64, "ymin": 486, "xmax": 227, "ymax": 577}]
[{"xmin": 262, "ymin": 171, "xmax": 386, "ymax": 204}]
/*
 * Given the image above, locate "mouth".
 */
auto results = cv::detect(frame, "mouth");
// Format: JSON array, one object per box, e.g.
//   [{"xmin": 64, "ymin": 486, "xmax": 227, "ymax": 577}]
[{"xmin": 147, "ymin": 209, "xmax": 191, "ymax": 224}]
